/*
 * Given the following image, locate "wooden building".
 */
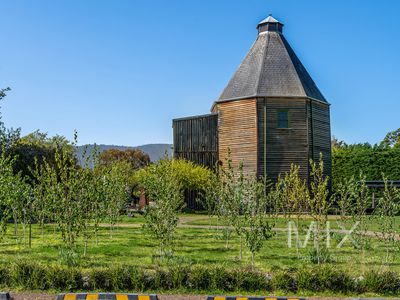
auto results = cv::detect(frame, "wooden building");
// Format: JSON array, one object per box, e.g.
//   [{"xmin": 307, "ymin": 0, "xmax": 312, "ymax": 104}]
[{"xmin": 173, "ymin": 15, "xmax": 331, "ymax": 189}]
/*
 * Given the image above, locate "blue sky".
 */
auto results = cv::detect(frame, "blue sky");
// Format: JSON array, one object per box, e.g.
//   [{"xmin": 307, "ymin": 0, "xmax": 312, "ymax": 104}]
[{"xmin": 1, "ymin": 0, "xmax": 399, "ymax": 146}]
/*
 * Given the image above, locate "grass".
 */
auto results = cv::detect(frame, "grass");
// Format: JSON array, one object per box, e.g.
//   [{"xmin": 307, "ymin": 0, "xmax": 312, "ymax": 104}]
[{"xmin": 1, "ymin": 213, "xmax": 400, "ymax": 274}]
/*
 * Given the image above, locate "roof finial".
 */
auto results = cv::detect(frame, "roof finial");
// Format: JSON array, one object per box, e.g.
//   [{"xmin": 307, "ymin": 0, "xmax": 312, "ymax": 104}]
[{"xmin": 257, "ymin": 14, "xmax": 284, "ymax": 34}]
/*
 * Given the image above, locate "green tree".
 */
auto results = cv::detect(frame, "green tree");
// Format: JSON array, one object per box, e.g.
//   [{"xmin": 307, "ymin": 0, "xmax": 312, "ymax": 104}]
[
  {"xmin": 0, "ymin": 148, "xmax": 30, "ymax": 245},
  {"xmin": 0, "ymin": 150, "xmax": 17, "ymax": 239},
  {"xmin": 216, "ymin": 152, "xmax": 238, "ymax": 251},
  {"xmin": 332, "ymin": 132, "xmax": 400, "ymax": 193},
  {"xmin": 102, "ymin": 161, "xmax": 131, "ymax": 239},
  {"xmin": 99, "ymin": 148, "xmax": 150, "ymax": 169},
  {"xmin": 202, "ymin": 169, "xmax": 221, "ymax": 229},
  {"xmin": 374, "ymin": 175, "xmax": 400, "ymax": 265},
  {"xmin": 0, "ymin": 87, "xmax": 20, "ymax": 149},
  {"xmin": 32, "ymin": 134, "xmax": 84, "ymax": 254},
  {"xmin": 138, "ymin": 158, "xmax": 184, "ymax": 256},
  {"xmin": 274, "ymin": 164, "xmax": 309, "ymax": 256},
  {"xmin": 10, "ymin": 131, "xmax": 74, "ymax": 182},
  {"xmin": 352, "ymin": 174, "xmax": 371, "ymax": 250},
  {"xmin": 225, "ymin": 161, "xmax": 247, "ymax": 260},
  {"xmin": 242, "ymin": 174, "xmax": 274, "ymax": 269},
  {"xmin": 381, "ymin": 128, "xmax": 400, "ymax": 148},
  {"xmin": 309, "ymin": 154, "xmax": 332, "ymax": 264},
  {"xmin": 335, "ymin": 176, "xmax": 356, "ymax": 219},
  {"xmin": 0, "ymin": 87, "xmax": 10, "ymax": 101}
]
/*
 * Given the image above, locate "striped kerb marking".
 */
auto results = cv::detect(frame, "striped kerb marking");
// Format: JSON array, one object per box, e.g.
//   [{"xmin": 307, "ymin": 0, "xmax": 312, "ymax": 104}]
[
  {"xmin": 58, "ymin": 294, "xmax": 156, "ymax": 300},
  {"xmin": 0, "ymin": 293, "xmax": 10, "ymax": 300},
  {"xmin": 207, "ymin": 297, "xmax": 303, "ymax": 300}
]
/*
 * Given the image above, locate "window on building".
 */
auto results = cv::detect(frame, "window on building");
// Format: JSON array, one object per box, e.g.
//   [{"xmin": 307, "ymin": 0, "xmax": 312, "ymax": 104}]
[{"xmin": 277, "ymin": 110, "xmax": 289, "ymax": 128}]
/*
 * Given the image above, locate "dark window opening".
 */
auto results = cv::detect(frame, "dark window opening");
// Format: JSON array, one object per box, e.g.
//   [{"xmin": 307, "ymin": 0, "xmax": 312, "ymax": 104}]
[{"xmin": 277, "ymin": 110, "xmax": 289, "ymax": 128}]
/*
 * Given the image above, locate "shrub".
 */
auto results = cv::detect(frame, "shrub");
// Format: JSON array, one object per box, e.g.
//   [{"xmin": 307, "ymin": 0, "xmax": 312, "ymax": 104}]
[
  {"xmin": 0, "ymin": 265, "xmax": 10, "ymax": 286},
  {"xmin": 1, "ymin": 261, "xmax": 400, "ymax": 295},
  {"xmin": 167, "ymin": 264, "xmax": 189, "ymax": 289},
  {"xmin": 271, "ymin": 269, "xmax": 297, "ymax": 292},
  {"xmin": 129, "ymin": 267, "xmax": 147, "ymax": 291},
  {"xmin": 46, "ymin": 265, "xmax": 83, "ymax": 291},
  {"xmin": 210, "ymin": 266, "xmax": 237, "ymax": 291},
  {"xmin": 88, "ymin": 268, "xmax": 113, "ymax": 291},
  {"xmin": 87, "ymin": 266, "xmax": 134, "ymax": 291},
  {"xmin": 235, "ymin": 268, "xmax": 270, "ymax": 292},
  {"xmin": 297, "ymin": 266, "xmax": 353, "ymax": 292},
  {"xmin": 187, "ymin": 265, "xmax": 212, "ymax": 291},
  {"xmin": 361, "ymin": 270, "xmax": 400, "ymax": 294},
  {"xmin": 109, "ymin": 266, "xmax": 133, "ymax": 291},
  {"xmin": 11, "ymin": 261, "xmax": 48, "ymax": 290},
  {"xmin": 154, "ymin": 268, "xmax": 173, "ymax": 290}
]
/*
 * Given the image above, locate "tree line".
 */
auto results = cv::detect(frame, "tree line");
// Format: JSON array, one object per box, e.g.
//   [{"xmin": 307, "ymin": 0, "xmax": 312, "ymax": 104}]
[
  {"xmin": 332, "ymin": 130, "xmax": 400, "ymax": 192},
  {"xmin": 139, "ymin": 152, "xmax": 400, "ymax": 269},
  {"xmin": 2, "ymin": 86, "xmax": 400, "ymax": 269},
  {"xmin": 0, "ymin": 88, "xmax": 151, "ymax": 263}
]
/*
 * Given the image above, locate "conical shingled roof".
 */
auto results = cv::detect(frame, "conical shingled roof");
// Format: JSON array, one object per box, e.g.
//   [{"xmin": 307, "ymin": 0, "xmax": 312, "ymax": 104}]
[
  {"xmin": 217, "ymin": 15, "xmax": 327, "ymax": 103},
  {"xmin": 259, "ymin": 15, "xmax": 281, "ymax": 24}
]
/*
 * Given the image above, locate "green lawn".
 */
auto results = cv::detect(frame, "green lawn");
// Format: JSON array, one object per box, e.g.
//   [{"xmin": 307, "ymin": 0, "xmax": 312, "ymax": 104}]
[{"xmin": 1, "ymin": 213, "xmax": 399, "ymax": 273}]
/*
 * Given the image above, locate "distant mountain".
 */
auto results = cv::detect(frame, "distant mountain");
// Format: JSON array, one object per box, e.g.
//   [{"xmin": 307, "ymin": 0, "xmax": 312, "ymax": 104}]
[{"xmin": 76, "ymin": 143, "xmax": 172, "ymax": 166}]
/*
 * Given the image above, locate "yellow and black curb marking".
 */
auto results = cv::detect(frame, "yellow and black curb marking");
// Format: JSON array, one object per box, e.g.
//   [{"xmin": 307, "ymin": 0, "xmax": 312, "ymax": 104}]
[
  {"xmin": 56, "ymin": 294, "xmax": 158, "ymax": 300},
  {"xmin": 207, "ymin": 297, "xmax": 305, "ymax": 300},
  {"xmin": 0, "ymin": 293, "xmax": 10, "ymax": 300}
]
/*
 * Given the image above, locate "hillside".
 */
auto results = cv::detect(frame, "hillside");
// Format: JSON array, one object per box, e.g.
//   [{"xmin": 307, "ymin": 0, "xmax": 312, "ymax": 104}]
[{"xmin": 76, "ymin": 143, "xmax": 172, "ymax": 166}]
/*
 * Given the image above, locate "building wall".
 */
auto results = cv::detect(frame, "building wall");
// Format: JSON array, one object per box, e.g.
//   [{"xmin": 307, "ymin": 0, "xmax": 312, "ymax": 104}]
[
  {"xmin": 172, "ymin": 114, "xmax": 218, "ymax": 210},
  {"xmin": 173, "ymin": 97, "xmax": 331, "ymax": 194},
  {"xmin": 307, "ymin": 100, "xmax": 332, "ymax": 181},
  {"xmin": 215, "ymin": 98, "xmax": 258, "ymax": 175},
  {"xmin": 257, "ymin": 97, "xmax": 309, "ymax": 182},
  {"xmin": 172, "ymin": 114, "xmax": 218, "ymax": 169}
]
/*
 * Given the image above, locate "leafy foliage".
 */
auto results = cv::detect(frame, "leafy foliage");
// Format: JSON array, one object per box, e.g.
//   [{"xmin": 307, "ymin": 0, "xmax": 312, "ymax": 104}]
[
  {"xmin": 3, "ymin": 261, "xmax": 400, "ymax": 295},
  {"xmin": 10, "ymin": 130, "xmax": 74, "ymax": 182},
  {"xmin": 30, "ymin": 137, "xmax": 130, "ymax": 260},
  {"xmin": 381, "ymin": 128, "xmax": 400, "ymax": 148},
  {"xmin": 243, "ymin": 175, "xmax": 274, "ymax": 269},
  {"xmin": 308, "ymin": 154, "xmax": 332, "ymax": 264},
  {"xmin": 137, "ymin": 158, "xmax": 186, "ymax": 255},
  {"xmin": 0, "ymin": 87, "xmax": 20, "ymax": 149},
  {"xmin": 99, "ymin": 148, "xmax": 150, "ymax": 170},
  {"xmin": 332, "ymin": 139, "xmax": 400, "ymax": 192},
  {"xmin": 373, "ymin": 176, "xmax": 400, "ymax": 264},
  {"xmin": 0, "ymin": 149, "xmax": 30, "ymax": 241}
]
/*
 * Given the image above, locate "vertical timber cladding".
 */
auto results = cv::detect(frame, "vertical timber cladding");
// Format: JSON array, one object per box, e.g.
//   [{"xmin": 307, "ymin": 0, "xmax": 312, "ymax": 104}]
[
  {"xmin": 172, "ymin": 113, "xmax": 218, "ymax": 169},
  {"xmin": 308, "ymin": 100, "xmax": 332, "ymax": 180},
  {"xmin": 173, "ymin": 114, "xmax": 218, "ymax": 210},
  {"xmin": 257, "ymin": 97, "xmax": 309, "ymax": 182},
  {"xmin": 216, "ymin": 98, "xmax": 258, "ymax": 175}
]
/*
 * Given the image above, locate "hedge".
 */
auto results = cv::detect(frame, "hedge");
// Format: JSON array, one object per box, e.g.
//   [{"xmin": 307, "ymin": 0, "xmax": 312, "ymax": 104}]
[
  {"xmin": 1, "ymin": 261, "xmax": 400, "ymax": 295},
  {"xmin": 332, "ymin": 145, "xmax": 400, "ymax": 191}
]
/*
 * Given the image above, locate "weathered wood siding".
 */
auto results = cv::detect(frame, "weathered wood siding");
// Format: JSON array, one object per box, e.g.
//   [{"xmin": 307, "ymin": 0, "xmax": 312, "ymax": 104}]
[
  {"xmin": 173, "ymin": 114, "xmax": 218, "ymax": 210},
  {"xmin": 215, "ymin": 98, "xmax": 258, "ymax": 175},
  {"xmin": 308, "ymin": 100, "xmax": 332, "ymax": 181},
  {"xmin": 257, "ymin": 97, "xmax": 309, "ymax": 182},
  {"xmin": 173, "ymin": 114, "xmax": 218, "ymax": 169}
]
